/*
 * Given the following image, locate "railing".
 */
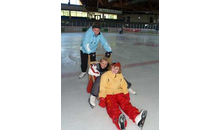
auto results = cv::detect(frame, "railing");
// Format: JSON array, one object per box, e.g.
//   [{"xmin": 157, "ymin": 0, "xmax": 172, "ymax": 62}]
[{"xmin": 61, "ymin": 17, "xmax": 159, "ymax": 30}]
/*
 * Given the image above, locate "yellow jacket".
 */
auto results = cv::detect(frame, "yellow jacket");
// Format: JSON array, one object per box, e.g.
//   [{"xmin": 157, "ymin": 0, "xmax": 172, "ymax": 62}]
[{"xmin": 99, "ymin": 70, "xmax": 129, "ymax": 98}]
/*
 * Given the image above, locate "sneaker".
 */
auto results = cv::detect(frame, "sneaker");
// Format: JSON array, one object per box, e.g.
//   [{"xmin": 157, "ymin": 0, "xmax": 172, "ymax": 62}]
[
  {"xmin": 118, "ymin": 114, "xmax": 126, "ymax": 130},
  {"xmin": 135, "ymin": 110, "xmax": 147, "ymax": 129},
  {"xmin": 128, "ymin": 88, "xmax": 137, "ymax": 95},
  {"xmin": 88, "ymin": 95, "xmax": 96, "ymax": 108},
  {"xmin": 79, "ymin": 72, "xmax": 86, "ymax": 79}
]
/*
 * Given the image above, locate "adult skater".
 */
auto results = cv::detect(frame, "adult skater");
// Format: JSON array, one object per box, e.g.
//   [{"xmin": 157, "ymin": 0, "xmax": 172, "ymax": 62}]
[{"xmin": 79, "ymin": 23, "xmax": 112, "ymax": 79}]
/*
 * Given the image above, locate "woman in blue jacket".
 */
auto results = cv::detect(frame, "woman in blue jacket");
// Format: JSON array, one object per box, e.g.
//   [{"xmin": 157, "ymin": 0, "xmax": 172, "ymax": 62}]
[{"xmin": 79, "ymin": 23, "xmax": 112, "ymax": 78}]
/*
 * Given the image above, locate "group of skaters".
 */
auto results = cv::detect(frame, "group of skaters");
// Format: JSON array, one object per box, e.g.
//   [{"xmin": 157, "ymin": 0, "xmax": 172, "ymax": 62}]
[{"xmin": 78, "ymin": 23, "xmax": 147, "ymax": 130}]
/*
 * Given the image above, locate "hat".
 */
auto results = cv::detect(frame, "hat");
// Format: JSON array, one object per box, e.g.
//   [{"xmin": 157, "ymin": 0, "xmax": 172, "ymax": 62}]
[
  {"xmin": 92, "ymin": 23, "xmax": 101, "ymax": 29},
  {"xmin": 113, "ymin": 62, "xmax": 121, "ymax": 69}
]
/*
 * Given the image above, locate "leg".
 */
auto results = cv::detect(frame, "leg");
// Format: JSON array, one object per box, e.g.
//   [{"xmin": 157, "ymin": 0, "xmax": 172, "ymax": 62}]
[
  {"xmin": 124, "ymin": 78, "xmax": 131, "ymax": 89},
  {"xmin": 88, "ymin": 76, "xmax": 100, "ymax": 108},
  {"xmin": 117, "ymin": 93, "xmax": 147, "ymax": 129},
  {"xmin": 80, "ymin": 50, "xmax": 88, "ymax": 72},
  {"xmin": 79, "ymin": 50, "xmax": 88, "ymax": 78},
  {"xmin": 87, "ymin": 77, "xmax": 95, "ymax": 93},
  {"xmin": 105, "ymin": 95, "xmax": 127, "ymax": 130},
  {"xmin": 124, "ymin": 78, "xmax": 137, "ymax": 95},
  {"xmin": 90, "ymin": 76, "xmax": 101, "ymax": 97},
  {"xmin": 117, "ymin": 93, "xmax": 139, "ymax": 122}
]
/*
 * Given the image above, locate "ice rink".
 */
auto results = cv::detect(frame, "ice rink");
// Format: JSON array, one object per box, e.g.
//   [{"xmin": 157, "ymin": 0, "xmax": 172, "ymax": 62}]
[{"xmin": 61, "ymin": 32, "xmax": 159, "ymax": 130}]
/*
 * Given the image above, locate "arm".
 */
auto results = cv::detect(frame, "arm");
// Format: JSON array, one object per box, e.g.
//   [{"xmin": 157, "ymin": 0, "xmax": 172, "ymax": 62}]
[
  {"xmin": 98, "ymin": 74, "xmax": 109, "ymax": 108},
  {"xmin": 99, "ymin": 74, "xmax": 108, "ymax": 98},
  {"xmin": 120, "ymin": 75, "xmax": 130, "ymax": 100},
  {"xmin": 81, "ymin": 31, "xmax": 92, "ymax": 54},
  {"xmin": 99, "ymin": 34, "xmax": 112, "ymax": 53},
  {"xmin": 120, "ymin": 75, "xmax": 129, "ymax": 95}
]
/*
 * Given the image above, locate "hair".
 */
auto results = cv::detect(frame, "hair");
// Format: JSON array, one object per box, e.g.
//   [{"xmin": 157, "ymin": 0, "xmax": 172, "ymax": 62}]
[
  {"xmin": 100, "ymin": 57, "xmax": 109, "ymax": 63},
  {"xmin": 108, "ymin": 62, "xmax": 122, "ymax": 74},
  {"xmin": 92, "ymin": 23, "xmax": 101, "ymax": 29}
]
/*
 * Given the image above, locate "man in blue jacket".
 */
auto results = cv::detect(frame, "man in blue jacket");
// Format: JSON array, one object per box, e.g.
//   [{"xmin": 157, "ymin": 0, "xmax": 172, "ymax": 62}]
[{"xmin": 79, "ymin": 23, "xmax": 112, "ymax": 78}]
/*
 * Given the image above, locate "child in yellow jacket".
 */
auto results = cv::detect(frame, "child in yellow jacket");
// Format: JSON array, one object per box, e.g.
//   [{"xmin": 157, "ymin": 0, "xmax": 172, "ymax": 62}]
[{"xmin": 99, "ymin": 62, "xmax": 147, "ymax": 130}]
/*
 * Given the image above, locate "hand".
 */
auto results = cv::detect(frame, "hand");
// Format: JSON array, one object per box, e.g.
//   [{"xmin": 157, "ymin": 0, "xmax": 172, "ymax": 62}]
[
  {"xmin": 105, "ymin": 52, "xmax": 111, "ymax": 58},
  {"xmin": 99, "ymin": 97, "xmax": 106, "ymax": 108},
  {"xmin": 125, "ymin": 93, "xmax": 130, "ymax": 101}
]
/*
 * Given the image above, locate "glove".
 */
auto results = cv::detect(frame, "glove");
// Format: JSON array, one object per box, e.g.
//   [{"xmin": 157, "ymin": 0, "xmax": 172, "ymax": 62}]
[
  {"xmin": 99, "ymin": 97, "xmax": 106, "ymax": 108},
  {"xmin": 125, "ymin": 93, "xmax": 130, "ymax": 101},
  {"xmin": 105, "ymin": 52, "xmax": 111, "ymax": 58}
]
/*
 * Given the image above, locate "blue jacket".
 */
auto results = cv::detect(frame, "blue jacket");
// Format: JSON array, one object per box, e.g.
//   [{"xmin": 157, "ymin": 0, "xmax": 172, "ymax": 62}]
[{"xmin": 80, "ymin": 27, "xmax": 112, "ymax": 54}]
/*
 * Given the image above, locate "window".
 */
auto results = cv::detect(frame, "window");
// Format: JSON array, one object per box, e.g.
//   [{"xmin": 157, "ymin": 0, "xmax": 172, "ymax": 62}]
[
  {"xmin": 71, "ymin": 11, "xmax": 87, "ymax": 17},
  {"xmin": 71, "ymin": 11, "xmax": 77, "ymax": 17},
  {"xmin": 104, "ymin": 14, "xmax": 117, "ymax": 19},
  {"xmin": 70, "ymin": 0, "xmax": 82, "ymax": 5},
  {"xmin": 87, "ymin": 12, "xmax": 103, "ymax": 19},
  {"xmin": 61, "ymin": 10, "xmax": 69, "ymax": 16}
]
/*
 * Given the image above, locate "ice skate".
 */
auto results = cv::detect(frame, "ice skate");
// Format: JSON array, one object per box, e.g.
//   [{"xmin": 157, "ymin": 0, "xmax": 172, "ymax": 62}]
[
  {"xmin": 79, "ymin": 72, "xmax": 86, "ymax": 79},
  {"xmin": 88, "ymin": 95, "xmax": 96, "ymax": 108},
  {"xmin": 118, "ymin": 114, "xmax": 126, "ymax": 130},
  {"xmin": 135, "ymin": 110, "xmax": 147, "ymax": 130},
  {"xmin": 128, "ymin": 88, "xmax": 137, "ymax": 95}
]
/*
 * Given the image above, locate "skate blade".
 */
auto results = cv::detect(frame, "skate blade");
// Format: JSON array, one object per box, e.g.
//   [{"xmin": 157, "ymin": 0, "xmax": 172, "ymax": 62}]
[
  {"xmin": 138, "ymin": 110, "xmax": 147, "ymax": 129},
  {"xmin": 130, "ymin": 92, "xmax": 137, "ymax": 95},
  {"xmin": 88, "ymin": 99, "xmax": 94, "ymax": 109},
  {"xmin": 79, "ymin": 76, "xmax": 84, "ymax": 79},
  {"xmin": 119, "ymin": 114, "xmax": 126, "ymax": 130}
]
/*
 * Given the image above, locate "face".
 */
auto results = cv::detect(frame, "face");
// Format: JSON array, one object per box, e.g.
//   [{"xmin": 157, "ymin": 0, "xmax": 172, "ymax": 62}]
[
  {"xmin": 92, "ymin": 28, "xmax": 100, "ymax": 35},
  {"xmin": 100, "ymin": 60, "xmax": 108, "ymax": 69},
  {"xmin": 111, "ymin": 66, "xmax": 120, "ymax": 74}
]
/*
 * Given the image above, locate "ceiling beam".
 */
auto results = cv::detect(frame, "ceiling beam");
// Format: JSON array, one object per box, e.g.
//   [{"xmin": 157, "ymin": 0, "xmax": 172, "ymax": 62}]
[
  {"xmin": 119, "ymin": 0, "xmax": 124, "ymax": 4},
  {"xmin": 98, "ymin": 0, "xmax": 104, "ymax": 6},
  {"xmin": 154, "ymin": 3, "xmax": 159, "ymax": 10},
  {"xmin": 147, "ymin": 0, "xmax": 153, "ymax": 11},
  {"xmin": 112, "ymin": 3, "xmax": 149, "ymax": 11}
]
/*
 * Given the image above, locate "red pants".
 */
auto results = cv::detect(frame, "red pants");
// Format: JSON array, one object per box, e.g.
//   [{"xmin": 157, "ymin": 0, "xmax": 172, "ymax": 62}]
[
  {"xmin": 87, "ymin": 76, "xmax": 96, "ymax": 93},
  {"xmin": 105, "ymin": 93, "xmax": 140, "ymax": 130}
]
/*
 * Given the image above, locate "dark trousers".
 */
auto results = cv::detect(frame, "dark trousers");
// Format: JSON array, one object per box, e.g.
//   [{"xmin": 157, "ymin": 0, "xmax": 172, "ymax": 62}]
[{"xmin": 80, "ymin": 50, "xmax": 96, "ymax": 72}]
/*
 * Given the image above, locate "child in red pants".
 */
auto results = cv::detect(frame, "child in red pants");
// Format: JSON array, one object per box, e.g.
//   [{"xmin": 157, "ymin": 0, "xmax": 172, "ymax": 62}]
[
  {"xmin": 99, "ymin": 62, "xmax": 147, "ymax": 130},
  {"xmin": 87, "ymin": 57, "xmax": 136, "ymax": 108}
]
